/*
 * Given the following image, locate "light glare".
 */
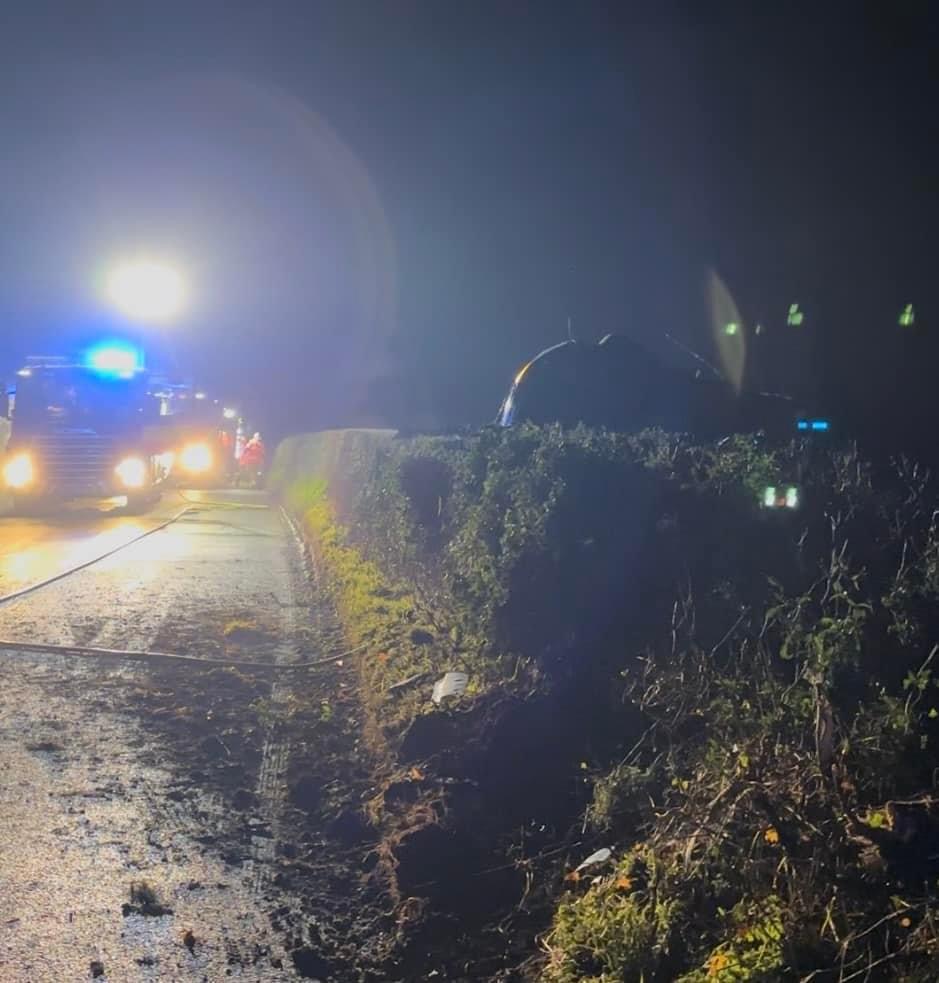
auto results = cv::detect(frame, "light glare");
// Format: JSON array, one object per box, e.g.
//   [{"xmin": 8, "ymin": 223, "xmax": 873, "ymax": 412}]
[
  {"xmin": 86, "ymin": 343, "xmax": 140, "ymax": 377},
  {"xmin": 180, "ymin": 442, "xmax": 213, "ymax": 474},
  {"xmin": 3, "ymin": 453, "xmax": 35, "ymax": 489},
  {"xmin": 115, "ymin": 456, "xmax": 148, "ymax": 489},
  {"xmin": 106, "ymin": 260, "xmax": 185, "ymax": 322},
  {"xmin": 787, "ymin": 303, "xmax": 804, "ymax": 326}
]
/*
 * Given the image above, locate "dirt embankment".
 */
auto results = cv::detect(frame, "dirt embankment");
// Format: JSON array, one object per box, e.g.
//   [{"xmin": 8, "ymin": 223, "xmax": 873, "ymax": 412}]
[{"xmin": 271, "ymin": 427, "xmax": 657, "ymax": 977}]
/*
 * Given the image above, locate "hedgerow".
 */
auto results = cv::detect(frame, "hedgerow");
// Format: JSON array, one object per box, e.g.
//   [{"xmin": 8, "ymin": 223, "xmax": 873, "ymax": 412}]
[
  {"xmin": 544, "ymin": 440, "xmax": 939, "ymax": 981},
  {"xmin": 273, "ymin": 426, "xmax": 939, "ymax": 979}
]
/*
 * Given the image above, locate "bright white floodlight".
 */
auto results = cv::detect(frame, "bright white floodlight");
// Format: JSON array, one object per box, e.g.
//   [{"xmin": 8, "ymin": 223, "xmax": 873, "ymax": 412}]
[{"xmin": 105, "ymin": 260, "xmax": 186, "ymax": 322}]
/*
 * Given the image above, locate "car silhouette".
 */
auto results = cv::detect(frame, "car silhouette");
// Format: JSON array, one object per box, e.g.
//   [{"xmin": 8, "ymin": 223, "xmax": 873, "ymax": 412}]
[{"xmin": 497, "ymin": 334, "xmax": 800, "ymax": 440}]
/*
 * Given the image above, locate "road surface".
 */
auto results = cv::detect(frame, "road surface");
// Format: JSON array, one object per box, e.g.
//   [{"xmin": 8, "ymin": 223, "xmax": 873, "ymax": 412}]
[{"xmin": 0, "ymin": 491, "xmax": 384, "ymax": 982}]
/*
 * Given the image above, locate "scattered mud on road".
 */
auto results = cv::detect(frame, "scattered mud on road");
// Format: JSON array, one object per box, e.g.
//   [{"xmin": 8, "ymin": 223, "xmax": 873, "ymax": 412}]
[{"xmin": 0, "ymin": 495, "xmax": 392, "ymax": 982}]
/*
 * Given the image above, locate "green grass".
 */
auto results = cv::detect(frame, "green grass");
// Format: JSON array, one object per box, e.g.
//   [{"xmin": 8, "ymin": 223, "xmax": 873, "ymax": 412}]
[{"xmin": 284, "ymin": 473, "xmax": 452, "ymax": 752}]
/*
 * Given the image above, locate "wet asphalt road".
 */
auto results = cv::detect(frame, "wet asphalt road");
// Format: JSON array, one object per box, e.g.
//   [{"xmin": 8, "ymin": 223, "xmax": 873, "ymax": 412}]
[{"xmin": 0, "ymin": 490, "xmax": 326, "ymax": 982}]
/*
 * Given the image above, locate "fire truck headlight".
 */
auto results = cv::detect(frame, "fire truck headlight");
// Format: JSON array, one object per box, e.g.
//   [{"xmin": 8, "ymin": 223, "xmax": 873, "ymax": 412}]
[
  {"xmin": 180, "ymin": 442, "xmax": 212, "ymax": 474},
  {"xmin": 115, "ymin": 456, "xmax": 148, "ymax": 489},
  {"xmin": 3, "ymin": 453, "xmax": 34, "ymax": 489}
]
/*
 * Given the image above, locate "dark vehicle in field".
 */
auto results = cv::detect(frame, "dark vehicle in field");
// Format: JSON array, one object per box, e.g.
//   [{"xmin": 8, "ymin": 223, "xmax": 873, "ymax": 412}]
[
  {"xmin": 2, "ymin": 348, "xmax": 172, "ymax": 513},
  {"xmin": 498, "ymin": 334, "xmax": 797, "ymax": 439}
]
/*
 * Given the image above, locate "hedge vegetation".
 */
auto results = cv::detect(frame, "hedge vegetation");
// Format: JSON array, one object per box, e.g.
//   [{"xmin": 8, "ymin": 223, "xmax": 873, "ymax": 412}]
[{"xmin": 273, "ymin": 425, "xmax": 939, "ymax": 980}]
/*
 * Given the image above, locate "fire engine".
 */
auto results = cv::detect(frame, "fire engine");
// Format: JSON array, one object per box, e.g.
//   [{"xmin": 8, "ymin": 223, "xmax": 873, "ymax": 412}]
[
  {"xmin": 156, "ymin": 386, "xmax": 242, "ymax": 487},
  {"xmin": 2, "ymin": 342, "xmax": 173, "ymax": 514}
]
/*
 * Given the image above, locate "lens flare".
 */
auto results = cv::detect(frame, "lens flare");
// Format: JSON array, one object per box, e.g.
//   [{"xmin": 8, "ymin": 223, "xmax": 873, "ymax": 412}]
[
  {"xmin": 115, "ymin": 456, "xmax": 148, "ymax": 489},
  {"xmin": 180, "ymin": 442, "xmax": 213, "ymax": 474},
  {"xmin": 105, "ymin": 260, "xmax": 186, "ymax": 322},
  {"xmin": 706, "ymin": 270, "xmax": 745, "ymax": 394},
  {"xmin": 3, "ymin": 453, "xmax": 34, "ymax": 489}
]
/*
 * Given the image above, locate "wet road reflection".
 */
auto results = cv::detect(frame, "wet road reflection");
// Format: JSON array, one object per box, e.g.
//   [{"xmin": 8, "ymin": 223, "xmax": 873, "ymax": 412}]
[{"xmin": 0, "ymin": 498, "xmax": 179, "ymax": 598}]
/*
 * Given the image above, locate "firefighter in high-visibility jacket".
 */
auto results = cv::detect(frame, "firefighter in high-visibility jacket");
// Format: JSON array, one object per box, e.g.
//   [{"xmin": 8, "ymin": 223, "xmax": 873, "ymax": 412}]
[{"xmin": 238, "ymin": 432, "xmax": 266, "ymax": 487}]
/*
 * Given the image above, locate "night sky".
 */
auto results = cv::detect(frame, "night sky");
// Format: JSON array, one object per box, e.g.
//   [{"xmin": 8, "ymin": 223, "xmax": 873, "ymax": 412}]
[{"xmin": 0, "ymin": 3, "xmax": 936, "ymax": 446}]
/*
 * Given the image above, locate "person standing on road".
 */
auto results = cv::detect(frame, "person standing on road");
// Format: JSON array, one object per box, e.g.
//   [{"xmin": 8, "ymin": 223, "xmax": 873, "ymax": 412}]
[{"xmin": 239, "ymin": 432, "xmax": 266, "ymax": 487}]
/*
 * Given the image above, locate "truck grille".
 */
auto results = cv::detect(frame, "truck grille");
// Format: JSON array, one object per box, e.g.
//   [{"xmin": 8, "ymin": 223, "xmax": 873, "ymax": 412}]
[{"xmin": 34, "ymin": 431, "xmax": 117, "ymax": 492}]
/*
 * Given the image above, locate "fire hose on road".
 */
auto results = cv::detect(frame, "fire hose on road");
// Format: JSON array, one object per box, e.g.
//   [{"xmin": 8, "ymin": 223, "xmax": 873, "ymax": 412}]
[
  {"xmin": 0, "ymin": 507, "xmax": 194, "ymax": 608},
  {"xmin": 0, "ymin": 501, "xmax": 366, "ymax": 672},
  {"xmin": 0, "ymin": 636, "xmax": 365, "ymax": 671}
]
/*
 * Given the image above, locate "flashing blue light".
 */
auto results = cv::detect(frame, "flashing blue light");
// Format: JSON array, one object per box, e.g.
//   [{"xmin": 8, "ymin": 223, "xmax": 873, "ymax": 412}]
[
  {"xmin": 811, "ymin": 420, "xmax": 830, "ymax": 432},
  {"xmin": 85, "ymin": 342, "xmax": 142, "ymax": 378},
  {"xmin": 797, "ymin": 420, "xmax": 809, "ymax": 431}
]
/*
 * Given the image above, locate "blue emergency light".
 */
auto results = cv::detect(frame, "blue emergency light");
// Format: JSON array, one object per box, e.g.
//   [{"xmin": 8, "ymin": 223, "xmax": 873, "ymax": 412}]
[
  {"xmin": 797, "ymin": 419, "xmax": 830, "ymax": 433},
  {"xmin": 84, "ymin": 342, "xmax": 143, "ymax": 378}
]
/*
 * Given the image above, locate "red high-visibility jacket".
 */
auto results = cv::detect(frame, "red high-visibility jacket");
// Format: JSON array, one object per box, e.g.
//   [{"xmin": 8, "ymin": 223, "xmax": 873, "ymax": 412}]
[{"xmin": 240, "ymin": 439, "xmax": 265, "ymax": 469}]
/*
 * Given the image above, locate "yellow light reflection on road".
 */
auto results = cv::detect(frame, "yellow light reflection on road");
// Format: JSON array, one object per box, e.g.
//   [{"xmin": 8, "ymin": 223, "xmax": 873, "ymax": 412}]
[
  {"xmin": 0, "ymin": 517, "xmax": 185, "ymax": 597},
  {"xmin": 60, "ymin": 523, "xmax": 151, "ymax": 570},
  {"xmin": 92, "ymin": 525, "xmax": 190, "ymax": 582},
  {"xmin": 1, "ymin": 545, "xmax": 59, "ymax": 585}
]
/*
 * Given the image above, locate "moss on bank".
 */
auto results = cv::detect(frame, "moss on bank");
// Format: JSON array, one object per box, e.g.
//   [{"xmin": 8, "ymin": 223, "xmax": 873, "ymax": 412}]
[{"xmin": 282, "ymin": 474, "xmax": 430, "ymax": 754}]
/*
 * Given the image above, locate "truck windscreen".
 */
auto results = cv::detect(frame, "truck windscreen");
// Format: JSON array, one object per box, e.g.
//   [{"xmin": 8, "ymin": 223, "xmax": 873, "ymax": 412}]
[{"xmin": 14, "ymin": 369, "xmax": 156, "ymax": 431}]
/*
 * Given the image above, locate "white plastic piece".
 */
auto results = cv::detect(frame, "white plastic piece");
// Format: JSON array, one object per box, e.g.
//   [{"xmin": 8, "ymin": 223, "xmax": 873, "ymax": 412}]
[
  {"xmin": 431, "ymin": 671, "xmax": 469, "ymax": 704},
  {"xmin": 575, "ymin": 847, "xmax": 613, "ymax": 872}
]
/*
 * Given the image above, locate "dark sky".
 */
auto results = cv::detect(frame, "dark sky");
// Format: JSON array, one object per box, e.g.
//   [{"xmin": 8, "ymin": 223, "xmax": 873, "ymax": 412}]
[{"xmin": 0, "ymin": 2, "xmax": 937, "ymax": 438}]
